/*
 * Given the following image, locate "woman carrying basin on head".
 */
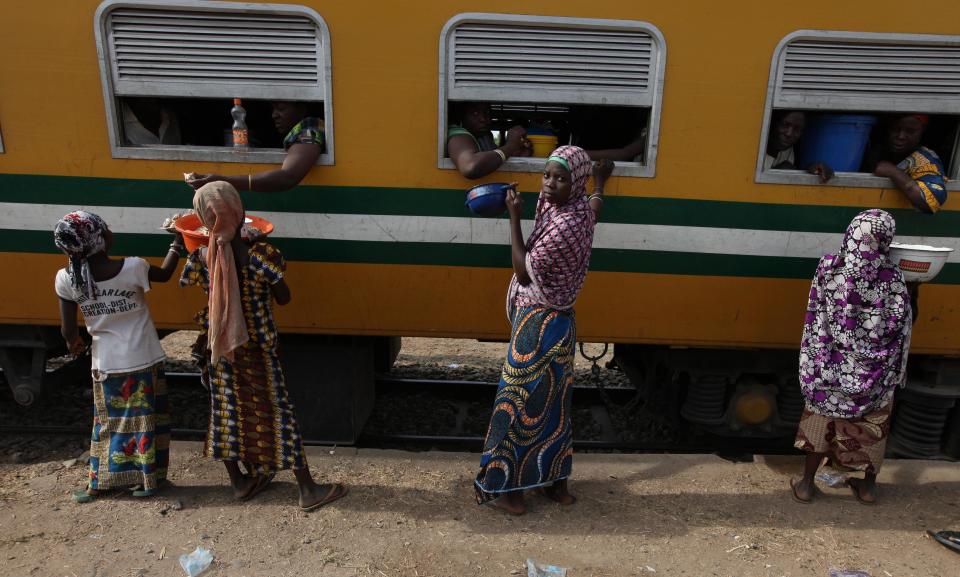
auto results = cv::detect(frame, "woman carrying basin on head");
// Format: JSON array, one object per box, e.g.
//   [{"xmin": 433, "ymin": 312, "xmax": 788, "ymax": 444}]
[
  {"xmin": 180, "ymin": 182, "xmax": 347, "ymax": 511},
  {"xmin": 474, "ymin": 146, "xmax": 612, "ymax": 515}
]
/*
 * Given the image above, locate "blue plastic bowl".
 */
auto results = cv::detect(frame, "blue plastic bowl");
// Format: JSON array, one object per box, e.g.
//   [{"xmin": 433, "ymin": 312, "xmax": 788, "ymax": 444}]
[{"xmin": 466, "ymin": 182, "xmax": 510, "ymax": 217}]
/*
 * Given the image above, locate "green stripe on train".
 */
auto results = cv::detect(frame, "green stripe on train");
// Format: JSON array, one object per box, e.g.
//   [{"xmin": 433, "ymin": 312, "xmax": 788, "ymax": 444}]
[
  {"xmin": 7, "ymin": 229, "xmax": 960, "ymax": 284},
  {"xmin": 0, "ymin": 173, "xmax": 956, "ymax": 237}
]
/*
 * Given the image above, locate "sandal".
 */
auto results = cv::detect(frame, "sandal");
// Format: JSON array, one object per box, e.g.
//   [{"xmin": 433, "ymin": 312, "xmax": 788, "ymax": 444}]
[
  {"xmin": 72, "ymin": 486, "xmax": 120, "ymax": 503},
  {"xmin": 239, "ymin": 472, "xmax": 275, "ymax": 502},
  {"xmin": 927, "ymin": 530, "xmax": 960, "ymax": 554},
  {"xmin": 131, "ymin": 479, "xmax": 170, "ymax": 498},
  {"xmin": 72, "ymin": 489, "xmax": 96, "ymax": 504},
  {"xmin": 300, "ymin": 483, "xmax": 348, "ymax": 512},
  {"xmin": 789, "ymin": 477, "xmax": 813, "ymax": 504},
  {"xmin": 846, "ymin": 478, "xmax": 877, "ymax": 505}
]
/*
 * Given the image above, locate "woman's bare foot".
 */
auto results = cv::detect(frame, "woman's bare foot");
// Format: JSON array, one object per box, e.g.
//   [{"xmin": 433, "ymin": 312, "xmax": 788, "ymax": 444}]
[
  {"xmin": 488, "ymin": 490, "xmax": 525, "ymax": 515},
  {"xmin": 541, "ymin": 479, "xmax": 576, "ymax": 505}
]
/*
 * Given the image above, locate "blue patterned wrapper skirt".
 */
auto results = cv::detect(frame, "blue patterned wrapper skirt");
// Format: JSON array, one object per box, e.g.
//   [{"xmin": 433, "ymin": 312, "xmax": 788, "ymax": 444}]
[
  {"xmin": 88, "ymin": 363, "xmax": 169, "ymax": 491},
  {"xmin": 475, "ymin": 304, "xmax": 575, "ymax": 503}
]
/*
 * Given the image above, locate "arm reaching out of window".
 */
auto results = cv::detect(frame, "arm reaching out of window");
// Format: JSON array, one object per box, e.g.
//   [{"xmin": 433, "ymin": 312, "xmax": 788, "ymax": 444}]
[
  {"xmin": 589, "ymin": 159, "xmax": 613, "ymax": 219},
  {"xmin": 448, "ymin": 126, "xmax": 530, "ymax": 179},
  {"xmin": 875, "ymin": 160, "xmax": 938, "ymax": 214},
  {"xmin": 186, "ymin": 142, "xmax": 322, "ymax": 193}
]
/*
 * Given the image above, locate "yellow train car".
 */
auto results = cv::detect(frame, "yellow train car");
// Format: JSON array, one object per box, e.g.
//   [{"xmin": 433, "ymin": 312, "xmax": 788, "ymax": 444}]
[{"xmin": 2, "ymin": 0, "xmax": 959, "ymax": 449}]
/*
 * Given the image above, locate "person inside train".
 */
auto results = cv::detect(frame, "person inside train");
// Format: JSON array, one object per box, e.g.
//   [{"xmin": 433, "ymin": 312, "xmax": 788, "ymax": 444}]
[
  {"xmin": 447, "ymin": 101, "xmax": 533, "ymax": 179},
  {"xmin": 121, "ymin": 97, "xmax": 182, "ymax": 146},
  {"xmin": 474, "ymin": 147, "xmax": 613, "ymax": 515},
  {"xmin": 863, "ymin": 114, "xmax": 947, "ymax": 214},
  {"xmin": 186, "ymin": 101, "xmax": 324, "ymax": 193},
  {"xmin": 791, "ymin": 209, "xmax": 911, "ymax": 505},
  {"xmin": 54, "ymin": 211, "xmax": 184, "ymax": 502},
  {"xmin": 765, "ymin": 110, "xmax": 834, "ymax": 182},
  {"xmin": 179, "ymin": 182, "xmax": 348, "ymax": 511},
  {"xmin": 862, "ymin": 113, "xmax": 948, "ymax": 321},
  {"xmin": 568, "ymin": 105, "xmax": 647, "ymax": 162}
]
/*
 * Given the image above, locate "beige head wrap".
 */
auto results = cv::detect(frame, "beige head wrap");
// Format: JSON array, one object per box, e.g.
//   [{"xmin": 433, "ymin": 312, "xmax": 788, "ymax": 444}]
[{"xmin": 193, "ymin": 181, "xmax": 249, "ymax": 362}]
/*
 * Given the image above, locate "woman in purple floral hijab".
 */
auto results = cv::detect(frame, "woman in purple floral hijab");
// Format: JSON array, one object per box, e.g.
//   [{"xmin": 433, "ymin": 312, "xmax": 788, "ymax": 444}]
[{"xmin": 791, "ymin": 209, "xmax": 911, "ymax": 505}]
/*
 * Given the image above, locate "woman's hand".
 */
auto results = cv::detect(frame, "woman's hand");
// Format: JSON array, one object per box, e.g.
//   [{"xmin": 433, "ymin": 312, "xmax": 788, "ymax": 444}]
[
  {"xmin": 874, "ymin": 161, "xmax": 899, "ymax": 178},
  {"xmin": 68, "ymin": 335, "xmax": 87, "ymax": 356},
  {"xmin": 505, "ymin": 183, "xmax": 523, "ymax": 219},
  {"xmin": 502, "ymin": 126, "xmax": 530, "ymax": 158},
  {"xmin": 185, "ymin": 173, "xmax": 225, "ymax": 190},
  {"xmin": 160, "ymin": 212, "xmax": 191, "ymax": 234},
  {"xmin": 593, "ymin": 159, "xmax": 614, "ymax": 187},
  {"xmin": 807, "ymin": 162, "xmax": 835, "ymax": 183}
]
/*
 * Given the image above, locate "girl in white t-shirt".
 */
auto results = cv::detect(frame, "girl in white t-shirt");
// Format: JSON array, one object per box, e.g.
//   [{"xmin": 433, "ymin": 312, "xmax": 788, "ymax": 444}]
[{"xmin": 54, "ymin": 211, "xmax": 184, "ymax": 502}]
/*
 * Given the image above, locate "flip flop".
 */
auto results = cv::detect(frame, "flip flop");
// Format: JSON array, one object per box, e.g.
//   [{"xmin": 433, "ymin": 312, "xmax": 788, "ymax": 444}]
[
  {"xmin": 927, "ymin": 530, "xmax": 960, "ymax": 554},
  {"xmin": 846, "ymin": 478, "xmax": 877, "ymax": 505},
  {"xmin": 300, "ymin": 483, "xmax": 348, "ymax": 512},
  {"xmin": 789, "ymin": 477, "xmax": 813, "ymax": 504},
  {"xmin": 72, "ymin": 489, "xmax": 95, "ymax": 504},
  {"xmin": 72, "ymin": 486, "xmax": 120, "ymax": 503},
  {"xmin": 131, "ymin": 479, "xmax": 169, "ymax": 498},
  {"xmin": 239, "ymin": 472, "xmax": 275, "ymax": 502}
]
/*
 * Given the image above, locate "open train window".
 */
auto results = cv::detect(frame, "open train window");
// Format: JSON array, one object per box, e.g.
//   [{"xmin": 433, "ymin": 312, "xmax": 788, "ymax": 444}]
[
  {"xmin": 438, "ymin": 13, "xmax": 665, "ymax": 177},
  {"xmin": 757, "ymin": 30, "xmax": 960, "ymax": 189},
  {"xmin": 94, "ymin": 0, "xmax": 333, "ymax": 164}
]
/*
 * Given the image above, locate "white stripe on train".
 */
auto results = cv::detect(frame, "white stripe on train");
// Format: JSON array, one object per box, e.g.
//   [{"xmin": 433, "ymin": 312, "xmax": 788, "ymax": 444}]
[{"xmin": 3, "ymin": 201, "xmax": 959, "ymax": 262}]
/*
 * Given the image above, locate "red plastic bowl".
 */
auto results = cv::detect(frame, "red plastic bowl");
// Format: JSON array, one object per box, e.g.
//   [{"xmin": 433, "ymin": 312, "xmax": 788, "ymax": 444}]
[{"xmin": 173, "ymin": 213, "xmax": 274, "ymax": 254}]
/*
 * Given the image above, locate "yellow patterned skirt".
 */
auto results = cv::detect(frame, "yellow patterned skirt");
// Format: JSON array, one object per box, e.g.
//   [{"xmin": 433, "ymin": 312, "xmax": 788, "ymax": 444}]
[{"xmin": 207, "ymin": 342, "xmax": 306, "ymax": 474}]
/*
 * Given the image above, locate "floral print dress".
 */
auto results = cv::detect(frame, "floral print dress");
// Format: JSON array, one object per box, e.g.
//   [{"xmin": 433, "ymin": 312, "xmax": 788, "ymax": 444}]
[{"xmin": 794, "ymin": 210, "xmax": 912, "ymax": 472}]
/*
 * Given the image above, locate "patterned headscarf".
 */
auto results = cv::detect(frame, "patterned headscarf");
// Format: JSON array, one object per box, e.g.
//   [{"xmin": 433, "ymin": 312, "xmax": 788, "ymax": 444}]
[
  {"xmin": 193, "ymin": 182, "xmax": 249, "ymax": 363},
  {"xmin": 799, "ymin": 209, "xmax": 912, "ymax": 418},
  {"xmin": 508, "ymin": 145, "xmax": 596, "ymax": 314},
  {"xmin": 53, "ymin": 211, "xmax": 109, "ymax": 300}
]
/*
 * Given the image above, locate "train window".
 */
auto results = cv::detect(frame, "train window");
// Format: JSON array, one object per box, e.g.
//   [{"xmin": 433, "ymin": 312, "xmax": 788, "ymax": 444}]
[
  {"xmin": 0, "ymin": 125, "xmax": 4, "ymax": 154},
  {"xmin": 94, "ymin": 1, "xmax": 334, "ymax": 164},
  {"xmin": 757, "ymin": 30, "xmax": 960, "ymax": 189},
  {"xmin": 438, "ymin": 13, "xmax": 666, "ymax": 177}
]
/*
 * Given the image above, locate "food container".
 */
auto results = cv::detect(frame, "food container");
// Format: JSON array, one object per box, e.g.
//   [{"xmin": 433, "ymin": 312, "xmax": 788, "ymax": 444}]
[
  {"xmin": 528, "ymin": 134, "xmax": 558, "ymax": 158},
  {"xmin": 888, "ymin": 243, "xmax": 953, "ymax": 283},
  {"xmin": 465, "ymin": 182, "xmax": 510, "ymax": 217},
  {"xmin": 174, "ymin": 213, "xmax": 275, "ymax": 253}
]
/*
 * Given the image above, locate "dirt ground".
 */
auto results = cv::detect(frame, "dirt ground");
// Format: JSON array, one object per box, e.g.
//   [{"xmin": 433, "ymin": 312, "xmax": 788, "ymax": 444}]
[
  {"xmin": 3, "ymin": 335, "xmax": 959, "ymax": 576},
  {"xmin": 0, "ymin": 441, "xmax": 958, "ymax": 577}
]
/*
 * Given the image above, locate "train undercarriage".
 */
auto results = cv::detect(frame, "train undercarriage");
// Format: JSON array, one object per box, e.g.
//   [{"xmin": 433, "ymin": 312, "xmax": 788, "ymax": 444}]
[{"xmin": 3, "ymin": 331, "xmax": 960, "ymax": 459}]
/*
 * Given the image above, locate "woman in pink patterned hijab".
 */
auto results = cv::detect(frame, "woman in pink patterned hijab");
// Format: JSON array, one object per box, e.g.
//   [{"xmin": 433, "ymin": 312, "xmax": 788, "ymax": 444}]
[
  {"xmin": 475, "ymin": 147, "xmax": 612, "ymax": 515},
  {"xmin": 506, "ymin": 145, "xmax": 599, "ymax": 315}
]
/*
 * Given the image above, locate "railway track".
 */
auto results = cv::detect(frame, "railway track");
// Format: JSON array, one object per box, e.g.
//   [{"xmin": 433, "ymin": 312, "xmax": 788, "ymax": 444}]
[{"xmin": 1, "ymin": 370, "xmax": 798, "ymax": 455}]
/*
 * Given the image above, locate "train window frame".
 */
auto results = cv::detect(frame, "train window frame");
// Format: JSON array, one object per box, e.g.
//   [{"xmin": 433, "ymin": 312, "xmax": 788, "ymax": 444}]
[
  {"xmin": 756, "ymin": 30, "xmax": 960, "ymax": 189},
  {"xmin": 437, "ymin": 13, "xmax": 666, "ymax": 178},
  {"xmin": 94, "ymin": 0, "xmax": 334, "ymax": 165}
]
